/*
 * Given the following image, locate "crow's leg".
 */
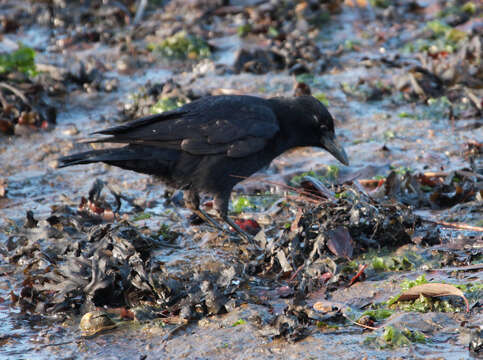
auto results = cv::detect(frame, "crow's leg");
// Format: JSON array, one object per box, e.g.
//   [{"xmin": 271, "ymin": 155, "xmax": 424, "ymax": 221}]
[
  {"xmin": 214, "ymin": 193, "xmax": 260, "ymax": 249},
  {"xmin": 184, "ymin": 190, "xmax": 224, "ymax": 231}
]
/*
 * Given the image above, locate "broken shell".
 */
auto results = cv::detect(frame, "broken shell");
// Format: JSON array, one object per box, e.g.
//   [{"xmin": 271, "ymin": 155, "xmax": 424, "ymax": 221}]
[{"xmin": 79, "ymin": 311, "xmax": 117, "ymax": 337}]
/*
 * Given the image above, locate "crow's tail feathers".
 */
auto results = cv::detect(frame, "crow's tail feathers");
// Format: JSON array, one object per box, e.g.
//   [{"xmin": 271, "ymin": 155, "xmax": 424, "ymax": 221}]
[
  {"xmin": 58, "ymin": 145, "xmax": 179, "ymax": 178},
  {"xmin": 58, "ymin": 148, "xmax": 139, "ymax": 168}
]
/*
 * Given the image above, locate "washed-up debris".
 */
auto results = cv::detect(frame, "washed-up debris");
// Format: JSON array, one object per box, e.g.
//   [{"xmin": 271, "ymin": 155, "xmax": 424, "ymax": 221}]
[
  {"xmin": 65, "ymin": 60, "xmax": 114, "ymax": 93},
  {"xmin": 0, "ymin": 45, "xmax": 36, "ymax": 76},
  {"xmin": 293, "ymin": 82, "xmax": 312, "ymax": 97},
  {"xmin": 232, "ymin": 47, "xmax": 285, "ymax": 74},
  {"xmin": 341, "ymin": 78, "xmax": 391, "ymax": 102},
  {"xmin": 120, "ymin": 79, "xmax": 201, "ymax": 120},
  {"xmin": 469, "ymin": 327, "xmax": 483, "ymax": 355},
  {"xmin": 395, "ymin": 66, "xmax": 444, "ymax": 100},
  {"xmin": 257, "ymin": 191, "xmax": 426, "ymax": 295},
  {"xmin": 79, "ymin": 311, "xmax": 117, "ymax": 337},
  {"xmin": 9, "ymin": 207, "xmax": 245, "ymax": 318},
  {"xmin": 3, "ymin": 173, "xmax": 438, "ymax": 343},
  {"xmin": 7, "ymin": 178, "xmax": 246, "ymax": 320},
  {"xmin": 364, "ymin": 325, "xmax": 427, "ymax": 348},
  {"xmin": 148, "ymin": 31, "xmax": 212, "ymax": 60},
  {"xmin": 0, "ymin": 43, "xmax": 115, "ymax": 136},
  {"xmin": 394, "ymin": 283, "xmax": 469, "ymax": 313},
  {"xmin": 77, "ymin": 179, "xmax": 118, "ymax": 222},
  {"xmin": 385, "ymin": 275, "xmax": 478, "ymax": 314},
  {"xmin": 359, "ymin": 169, "xmax": 481, "ymax": 211},
  {"xmin": 0, "ymin": 79, "xmax": 56, "ymax": 135}
]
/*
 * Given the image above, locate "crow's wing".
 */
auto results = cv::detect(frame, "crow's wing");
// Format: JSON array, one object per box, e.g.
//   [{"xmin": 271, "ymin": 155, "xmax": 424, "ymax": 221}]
[{"xmin": 92, "ymin": 96, "xmax": 280, "ymax": 158}]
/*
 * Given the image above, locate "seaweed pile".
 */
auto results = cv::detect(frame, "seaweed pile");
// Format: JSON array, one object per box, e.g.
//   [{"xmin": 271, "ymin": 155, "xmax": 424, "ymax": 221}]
[{"xmin": 4, "ymin": 176, "xmax": 443, "ymax": 341}]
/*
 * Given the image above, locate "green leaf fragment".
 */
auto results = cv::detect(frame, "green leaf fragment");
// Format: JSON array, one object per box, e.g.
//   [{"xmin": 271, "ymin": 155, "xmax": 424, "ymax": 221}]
[
  {"xmin": 0, "ymin": 44, "xmax": 37, "ymax": 76},
  {"xmin": 149, "ymin": 31, "xmax": 211, "ymax": 60},
  {"xmin": 232, "ymin": 319, "xmax": 246, "ymax": 327}
]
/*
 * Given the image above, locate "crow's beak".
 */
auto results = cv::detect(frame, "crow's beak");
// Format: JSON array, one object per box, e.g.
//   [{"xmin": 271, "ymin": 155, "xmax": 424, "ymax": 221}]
[{"xmin": 320, "ymin": 133, "xmax": 349, "ymax": 166}]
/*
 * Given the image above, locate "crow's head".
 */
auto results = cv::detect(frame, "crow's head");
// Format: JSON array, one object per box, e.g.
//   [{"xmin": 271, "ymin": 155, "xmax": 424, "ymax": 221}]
[{"xmin": 295, "ymin": 96, "xmax": 349, "ymax": 166}]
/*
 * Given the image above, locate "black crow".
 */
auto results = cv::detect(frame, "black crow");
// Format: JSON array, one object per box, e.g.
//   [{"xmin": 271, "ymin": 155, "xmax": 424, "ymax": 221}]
[{"xmin": 59, "ymin": 95, "xmax": 349, "ymax": 242}]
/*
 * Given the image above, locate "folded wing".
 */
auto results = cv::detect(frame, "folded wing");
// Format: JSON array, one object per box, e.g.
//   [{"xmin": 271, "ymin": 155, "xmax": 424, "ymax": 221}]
[{"xmin": 90, "ymin": 95, "xmax": 280, "ymax": 158}]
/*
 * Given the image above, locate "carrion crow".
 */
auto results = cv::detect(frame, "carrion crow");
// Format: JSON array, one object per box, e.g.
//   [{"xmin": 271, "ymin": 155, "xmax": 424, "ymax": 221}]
[{"xmin": 59, "ymin": 95, "xmax": 349, "ymax": 242}]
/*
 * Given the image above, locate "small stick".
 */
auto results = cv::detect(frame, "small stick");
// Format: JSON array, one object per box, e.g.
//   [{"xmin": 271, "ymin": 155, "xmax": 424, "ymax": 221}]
[
  {"xmin": 284, "ymin": 194, "xmax": 324, "ymax": 205},
  {"xmin": 357, "ymin": 179, "xmax": 384, "ymax": 187},
  {"xmin": 162, "ymin": 322, "xmax": 189, "ymax": 342},
  {"xmin": 288, "ymin": 264, "xmax": 304, "ymax": 282},
  {"xmin": 0, "ymin": 82, "xmax": 30, "ymax": 106},
  {"xmin": 421, "ymin": 218, "xmax": 483, "ymax": 232},
  {"xmin": 348, "ymin": 264, "xmax": 368, "ymax": 286},
  {"xmin": 342, "ymin": 313, "xmax": 379, "ymax": 331},
  {"xmin": 357, "ymin": 170, "xmax": 483, "ymax": 185},
  {"xmin": 290, "ymin": 208, "xmax": 303, "ymax": 232},
  {"xmin": 0, "ymin": 90, "xmax": 9, "ymax": 109}
]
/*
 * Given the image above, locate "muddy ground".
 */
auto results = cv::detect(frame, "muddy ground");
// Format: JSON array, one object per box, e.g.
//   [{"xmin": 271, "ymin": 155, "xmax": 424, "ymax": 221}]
[{"xmin": 0, "ymin": 0, "xmax": 482, "ymax": 359}]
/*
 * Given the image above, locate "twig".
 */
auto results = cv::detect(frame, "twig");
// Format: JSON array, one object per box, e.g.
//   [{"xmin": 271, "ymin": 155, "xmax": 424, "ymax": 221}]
[
  {"xmin": 288, "ymin": 264, "xmax": 304, "ymax": 282},
  {"xmin": 420, "ymin": 171, "xmax": 449, "ymax": 177},
  {"xmin": 409, "ymin": 72, "xmax": 426, "ymax": 98},
  {"xmin": 348, "ymin": 264, "xmax": 368, "ymax": 286},
  {"xmin": 422, "ymin": 170, "xmax": 483, "ymax": 180},
  {"xmin": 432, "ymin": 264, "xmax": 483, "ymax": 272},
  {"xmin": 421, "ymin": 218, "xmax": 483, "ymax": 232},
  {"xmin": 290, "ymin": 208, "xmax": 303, "ymax": 232},
  {"xmin": 357, "ymin": 179, "xmax": 385, "ymax": 187},
  {"xmin": 162, "ymin": 322, "xmax": 189, "ymax": 342},
  {"xmin": 464, "ymin": 87, "xmax": 482, "ymax": 111},
  {"xmin": 284, "ymin": 194, "xmax": 325, "ymax": 205},
  {"xmin": 0, "ymin": 82, "xmax": 30, "ymax": 106},
  {"xmin": 456, "ymin": 170, "xmax": 483, "ymax": 180},
  {"xmin": 342, "ymin": 313, "xmax": 379, "ymax": 331},
  {"xmin": 357, "ymin": 170, "xmax": 483, "ymax": 186},
  {"xmin": 0, "ymin": 89, "xmax": 9, "ymax": 109}
]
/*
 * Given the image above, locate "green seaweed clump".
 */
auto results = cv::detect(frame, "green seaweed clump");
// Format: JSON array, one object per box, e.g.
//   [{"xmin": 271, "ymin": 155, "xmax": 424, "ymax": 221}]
[
  {"xmin": 400, "ymin": 275, "xmax": 428, "ymax": 290},
  {"xmin": 372, "ymin": 255, "xmax": 414, "ymax": 272},
  {"xmin": 403, "ymin": 20, "xmax": 467, "ymax": 54},
  {"xmin": 237, "ymin": 24, "xmax": 252, "ymax": 37},
  {"xmin": 290, "ymin": 166, "xmax": 339, "ymax": 186},
  {"xmin": 313, "ymin": 93, "xmax": 329, "ymax": 106},
  {"xmin": 231, "ymin": 319, "xmax": 246, "ymax": 327},
  {"xmin": 387, "ymin": 276, "xmax": 463, "ymax": 313},
  {"xmin": 365, "ymin": 326, "xmax": 427, "ymax": 348},
  {"xmin": 150, "ymin": 97, "xmax": 188, "ymax": 114},
  {"xmin": 149, "ymin": 31, "xmax": 211, "ymax": 60},
  {"xmin": 359, "ymin": 309, "xmax": 393, "ymax": 322},
  {"xmin": 0, "ymin": 45, "xmax": 37, "ymax": 76},
  {"xmin": 132, "ymin": 212, "xmax": 151, "ymax": 221},
  {"xmin": 393, "ymin": 294, "xmax": 460, "ymax": 313},
  {"xmin": 232, "ymin": 196, "xmax": 256, "ymax": 214},
  {"xmin": 157, "ymin": 224, "xmax": 179, "ymax": 242}
]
